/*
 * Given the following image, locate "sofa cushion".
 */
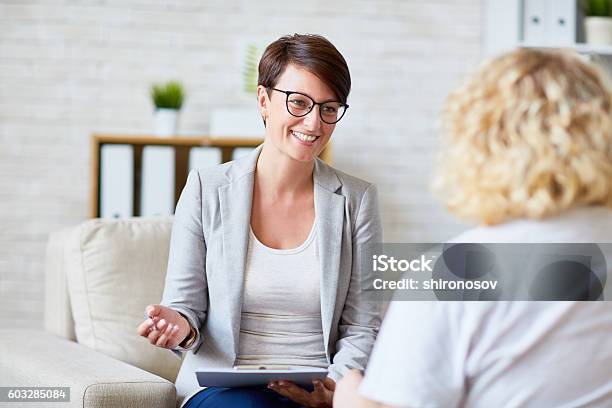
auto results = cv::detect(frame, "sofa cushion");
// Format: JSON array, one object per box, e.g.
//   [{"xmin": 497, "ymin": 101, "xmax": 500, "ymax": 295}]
[
  {"xmin": 0, "ymin": 329, "xmax": 176, "ymax": 408},
  {"xmin": 63, "ymin": 216, "xmax": 182, "ymax": 382}
]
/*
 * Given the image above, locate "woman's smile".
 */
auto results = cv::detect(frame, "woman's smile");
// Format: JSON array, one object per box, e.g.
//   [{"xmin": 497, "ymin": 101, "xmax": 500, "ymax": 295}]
[{"xmin": 290, "ymin": 129, "xmax": 320, "ymax": 146}]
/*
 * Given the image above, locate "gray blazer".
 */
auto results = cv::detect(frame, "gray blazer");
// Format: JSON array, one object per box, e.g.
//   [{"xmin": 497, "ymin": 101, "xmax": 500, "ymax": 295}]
[{"xmin": 160, "ymin": 145, "xmax": 383, "ymax": 405}]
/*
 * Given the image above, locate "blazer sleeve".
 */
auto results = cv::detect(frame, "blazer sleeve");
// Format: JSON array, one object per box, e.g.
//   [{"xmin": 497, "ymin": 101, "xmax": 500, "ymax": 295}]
[
  {"xmin": 160, "ymin": 168, "xmax": 208, "ymax": 353},
  {"xmin": 327, "ymin": 183, "xmax": 383, "ymax": 382}
]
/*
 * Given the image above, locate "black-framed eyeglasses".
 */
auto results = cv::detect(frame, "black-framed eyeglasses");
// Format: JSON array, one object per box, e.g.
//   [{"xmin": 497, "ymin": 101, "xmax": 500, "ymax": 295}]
[{"xmin": 269, "ymin": 88, "xmax": 349, "ymax": 124}]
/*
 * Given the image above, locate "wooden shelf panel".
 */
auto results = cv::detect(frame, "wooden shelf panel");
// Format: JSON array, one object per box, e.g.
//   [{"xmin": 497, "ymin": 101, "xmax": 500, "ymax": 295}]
[{"xmin": 92, "ymin": 134, "xmax": 264, "ymax": 147}]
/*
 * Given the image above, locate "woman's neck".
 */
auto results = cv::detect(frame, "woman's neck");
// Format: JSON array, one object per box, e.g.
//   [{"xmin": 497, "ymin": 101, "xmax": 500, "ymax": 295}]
[{"xmin": 255, "ymin": 142, "xmax": 314, "ymax": 199}]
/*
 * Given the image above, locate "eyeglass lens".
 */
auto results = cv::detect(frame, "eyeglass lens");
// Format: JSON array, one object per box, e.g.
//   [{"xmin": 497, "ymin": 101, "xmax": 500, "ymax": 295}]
[{"xmin": 286, "ymin": 93, "xmax": 346, "ymax": 124}]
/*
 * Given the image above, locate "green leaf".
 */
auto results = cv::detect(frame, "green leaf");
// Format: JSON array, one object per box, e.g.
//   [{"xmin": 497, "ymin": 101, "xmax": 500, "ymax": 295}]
[
  {"xmin": 150, "ymin": 80, "xmax": 185, "ymax": 109},
  {"xmin": 583, "ymin": 0, "xmax": 612, "ymax": 17},
  {"xmin": 243, "ymin": 44, "xmax": 260, "ymax": 94}
]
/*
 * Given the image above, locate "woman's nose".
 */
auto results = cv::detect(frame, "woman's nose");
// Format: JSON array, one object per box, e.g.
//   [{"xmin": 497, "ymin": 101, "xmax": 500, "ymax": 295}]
[{"xmin": 302, "ymin": 105, "xmax": 322, "ymax": 131}]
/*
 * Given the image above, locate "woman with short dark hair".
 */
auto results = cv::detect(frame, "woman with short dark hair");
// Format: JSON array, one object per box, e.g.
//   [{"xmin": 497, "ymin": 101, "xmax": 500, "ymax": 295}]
[{"xmin": 137, "ymin": 33, "xmax": 382, "ymax": 408}]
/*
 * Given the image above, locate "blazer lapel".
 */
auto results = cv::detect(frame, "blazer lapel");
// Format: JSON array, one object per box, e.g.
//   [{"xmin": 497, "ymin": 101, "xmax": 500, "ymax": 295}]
[
  {"xmin": 218, "ymin": 146, "xmax": 261, "ymax": 357},
  {"xmin": 313, "ymin": 159, "xmax": 345, "ymax": 356}
]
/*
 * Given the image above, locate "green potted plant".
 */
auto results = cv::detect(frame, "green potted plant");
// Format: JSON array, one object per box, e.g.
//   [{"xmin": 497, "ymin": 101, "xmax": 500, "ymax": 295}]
[
  {"xmin": 150, "ymin": 80, "xmax": 185, "ymax": 137},
  {"xmin": 242, "ymin": 44, "xmax": 259, "ymax": 94},
  {"xmin": 583, "ymin": 0, "xmax": 612, "ymax": 45}
]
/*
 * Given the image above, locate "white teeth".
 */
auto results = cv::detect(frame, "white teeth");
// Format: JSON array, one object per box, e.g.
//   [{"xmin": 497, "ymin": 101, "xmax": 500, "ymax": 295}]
[{"xmin": 292, "ymin": 130, "xmax": 318, "ymax": 143}]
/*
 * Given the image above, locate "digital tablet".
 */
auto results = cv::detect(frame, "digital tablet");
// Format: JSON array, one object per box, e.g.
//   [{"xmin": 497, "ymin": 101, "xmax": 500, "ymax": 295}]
[{"xmin": 196, "ymin": 366, "xmax": 328, "ymax": 388}]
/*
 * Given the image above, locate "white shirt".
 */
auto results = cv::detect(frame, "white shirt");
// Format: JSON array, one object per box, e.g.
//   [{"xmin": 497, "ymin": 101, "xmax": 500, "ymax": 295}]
[
  {"xmin": 235, "ymin": 222, "xmax": 328, "ymax": 368},
  {"xmin": 359, "ymin": 207, "xmax": 612, "ymax": 407}
]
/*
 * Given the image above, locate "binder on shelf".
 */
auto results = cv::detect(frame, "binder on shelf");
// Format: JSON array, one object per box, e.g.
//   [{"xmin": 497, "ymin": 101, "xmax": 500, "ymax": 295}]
[
  {"xmin": 208, "ymin": 107, "xmax": 261, "ymax": 164},
  {"xmin": 232, "ymin": 147, "xmax": 256, "ymax": 160},
  {"xmin": 140, "ymin": 146, "xmax": 174, "ymax": 217},
  {"xmin": 187, "ymin": 147, "xmax": 255, "ymax": 172},
  {"xmin": 100, "ymin": 145, "xmax": 133, "ymax": 219},
  {"xmin": 522, "ymin": 0, "xmax": 577, "ymax": 46},
  {"xmin": 522, "ymin": 0, "xmax": 548, "ymax": 45},
  {"xmin": 189, "ymin": 147, "xmax": 222, "ymax": 171},
  {"xmin": 483, "ymin": 0, "xmax": 523, "ymax": 56},
  {"xmin": 92, "ymin": 134, "xmax": 265, "ymax": 219},
  {"xmin": 550, "ymin": 0, "xmax": 577, "ymax": 46}
]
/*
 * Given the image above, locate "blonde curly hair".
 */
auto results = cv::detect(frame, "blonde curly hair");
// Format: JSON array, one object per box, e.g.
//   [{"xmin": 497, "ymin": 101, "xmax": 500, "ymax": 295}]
[{"xmin": 434, "ymin": 48, "xmax": 612, "ymax": 225}]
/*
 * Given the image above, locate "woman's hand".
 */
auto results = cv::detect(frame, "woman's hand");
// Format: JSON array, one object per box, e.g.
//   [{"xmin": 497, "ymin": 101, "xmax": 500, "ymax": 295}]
[
  {"xmin": 136, "ymin": 304, "xmax": 191, "ymax": 349},
  {"xmin": 268, "ymin": 377, "xmax": 335, "ymax": 408}
]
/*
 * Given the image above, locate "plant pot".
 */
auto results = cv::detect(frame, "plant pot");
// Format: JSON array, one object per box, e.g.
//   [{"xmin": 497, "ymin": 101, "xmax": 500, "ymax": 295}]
[
  {"xmin": 153, "ymin": 108, "xmax": 179, "ymax": 137},
  {"xmin": 585, "ymin": 16, "xmax": 612, "ymax": 45}
]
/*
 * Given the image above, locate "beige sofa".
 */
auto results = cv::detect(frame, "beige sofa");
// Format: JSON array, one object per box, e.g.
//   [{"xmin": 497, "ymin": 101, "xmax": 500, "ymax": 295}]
[{"xmin": 0, "ymin": 217, "xmax": 184, "ymax": 408}]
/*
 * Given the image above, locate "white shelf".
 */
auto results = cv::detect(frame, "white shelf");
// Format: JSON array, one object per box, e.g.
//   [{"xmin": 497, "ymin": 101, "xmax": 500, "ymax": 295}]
[
  {"xmin": 483, "ymin": 0, "xmax": 612, "ymax": 58},
  {"xmin": 518, "ymin": 42, "xmax": 612, "ymax": 56}
]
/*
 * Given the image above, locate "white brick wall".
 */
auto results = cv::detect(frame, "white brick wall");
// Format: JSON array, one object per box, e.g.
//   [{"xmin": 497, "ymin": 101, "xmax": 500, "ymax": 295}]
[{"xmin": 0, "ymin": 0, "xmax": 480, "ymax": 328}]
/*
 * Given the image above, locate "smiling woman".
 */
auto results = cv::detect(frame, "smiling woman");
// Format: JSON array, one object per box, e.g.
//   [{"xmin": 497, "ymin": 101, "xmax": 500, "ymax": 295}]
[
  {"xmin": 137, "ymin": 33, "xmax": 382, "ymax": 408},
  {"xmin": 256, "ymin": 34, "xmax": 350, "ymax": 165}
]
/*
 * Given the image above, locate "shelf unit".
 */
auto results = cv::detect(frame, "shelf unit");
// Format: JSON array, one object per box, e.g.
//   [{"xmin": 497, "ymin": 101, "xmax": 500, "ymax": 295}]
[
  {"xmin": 90, "ymin": 134, "xmax": 333, "ymax": 219},
  {"xmin": 483, "ymin": 0, "xmax": 612, "ymax": 58}
]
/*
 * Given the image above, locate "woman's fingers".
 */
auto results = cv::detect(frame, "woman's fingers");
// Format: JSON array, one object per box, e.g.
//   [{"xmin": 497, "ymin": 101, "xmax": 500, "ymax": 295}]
[
  {"xmin": 138, "ymin": 305, "xmax": 183, "ymax": 349},
  {"xmin": 313, "ymin": 379, "xmax": 334, "ymax": 405},
  {"xmin": 146, "ymin": 304, "xmax": 161, "ymax": 318},
  {"xmin": 268, "ymin": 381, "xmax": 310, "ymax": 405},
  {"xmin": 156, "ymin": 322, "xmax": 175, "ymax": 347},
  {"xmin": 155, "ymin": 323, "xmax": 171, "ymax": 347},
  {"xmin": 147, "ymin": 327, "xmax": 161, "ymax": 343},
  {"xmin": 313, "ymin": 379, "xmax": 326, "ymax": 393},
  {"xmin": 167, "ymin": 325, "xmax": 180, "ymax": 348},
  {"xmin": 156, "ymin": 318, "xmax": 167, "ymax": 331},
  {"xmin": 323, "ymin": 377, "xmax": 336, "ymax": 391},
  {"xmin": 146, "ymin": 318, "xmax": 165, "ymax": 343},
  {"xmin": 136, "ymin": 318, "xmax": 155, "ymax": 336}
]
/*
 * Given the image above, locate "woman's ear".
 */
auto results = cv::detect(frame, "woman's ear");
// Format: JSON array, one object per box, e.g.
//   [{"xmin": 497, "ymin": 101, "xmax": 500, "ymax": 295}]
[
  {"xmin": 257, "ymin": 85, "xmax": 269, "ymax": 126},
  {"xmin": 257, "ymin": 85, "xmax": 269, "ymax": 117}
]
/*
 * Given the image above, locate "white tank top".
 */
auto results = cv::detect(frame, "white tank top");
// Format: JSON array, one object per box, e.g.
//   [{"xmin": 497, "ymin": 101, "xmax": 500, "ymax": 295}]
[{"xmin": 235, "ymin": 221, "xmax": 328, "ymax": 368}]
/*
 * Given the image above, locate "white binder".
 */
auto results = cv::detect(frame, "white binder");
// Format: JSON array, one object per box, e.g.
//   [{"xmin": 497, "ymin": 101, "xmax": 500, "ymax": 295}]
[
  {"xmin": 188, "ymin": 147, "xmax": 254, "ymax": 170},
  {"xmin": 140, "ymin": 146, "xmax": 174, "ymax": 217},
  {"xmin": 204, "ymin": 106, "xmax": 261, "ymax": 165},
  {"xmin": 523, "ymin": 0, "xmax": 548, "ymax": 45},
  {"xmin": 189, "ymin": 147, "xmax": 222, "ymax": 171},
  {"xmin": 483, "ymin": 0, "xmax": 523, "ymax": 56},
  {"xmin": 232, "ymin": 147, "xmax": 256, "ymax": 160},
  {"xmin": 100, "ymin": 145, "xmax": 133, "ymax": 219},
  {"xmin": 522, "ymin": 0, "xmax": 576, "ymax": 46},
  {"xmin": 549, "ymin": 0, "xmax": 576, "ymax": 46}
]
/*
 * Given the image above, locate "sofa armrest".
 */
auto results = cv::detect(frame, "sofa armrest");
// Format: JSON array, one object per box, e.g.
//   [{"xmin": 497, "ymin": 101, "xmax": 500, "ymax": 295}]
[{"xmin": 0, "ymin": 329, "xmax": 176, "ymax": 408}]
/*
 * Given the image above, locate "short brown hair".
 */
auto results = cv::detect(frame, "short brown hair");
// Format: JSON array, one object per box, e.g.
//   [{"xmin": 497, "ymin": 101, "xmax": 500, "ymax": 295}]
[{"xmin": 258, "ymin": 33, "xmax": 351, "ymax": 103}]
